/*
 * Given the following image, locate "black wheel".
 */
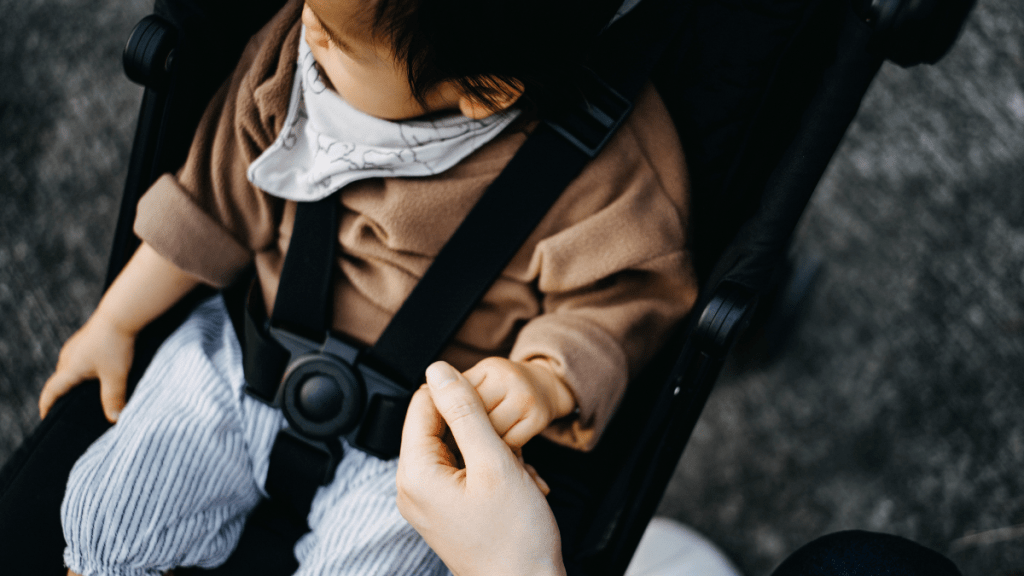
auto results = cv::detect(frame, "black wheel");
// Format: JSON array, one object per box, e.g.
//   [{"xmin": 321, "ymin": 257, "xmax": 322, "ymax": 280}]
[
  {"xmin": 853, "ymin": 0, "xmax": 975, "ymax": 66},
  {"xmin": 123, "ymin": 15, "xmax": 178, "ymax": 89}
]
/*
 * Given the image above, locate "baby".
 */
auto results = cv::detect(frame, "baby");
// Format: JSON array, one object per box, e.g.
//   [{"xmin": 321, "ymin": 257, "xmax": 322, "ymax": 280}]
[{"xmin": 40, "ymin": 0, "xmax": 697, "ymax": 574}]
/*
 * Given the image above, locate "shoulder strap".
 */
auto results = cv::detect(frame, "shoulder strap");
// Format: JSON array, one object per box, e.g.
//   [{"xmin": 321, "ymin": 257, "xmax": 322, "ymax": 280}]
[
  {"xmin": 268, "ymin": 76, "xmax": 633, "ymax": 389},
  {"xmin": 269, "ymin": 1, "xmax": 687, "ymax": 388},
  {"xmin": 270, "ymin": 194, "xmax": 338, "ymax": 339},
  {"xmin": 366, "ymin": 100, "xmax": 629, "ymax": 386},
  {"xmin": 365, "ymin": 0, "xmax": 692, "ymax": 384}
]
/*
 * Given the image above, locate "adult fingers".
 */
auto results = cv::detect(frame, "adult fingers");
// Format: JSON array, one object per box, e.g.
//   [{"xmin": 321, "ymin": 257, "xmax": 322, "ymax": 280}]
[
  {"xmin": 424, "ymin": 361, "xmax": 510, "ymax": 470},
  {"xmin": 399, "ymin": 386, "xmax": 454, "ymax": 472},
  {"xmin": 524, "ymin": 463, "xmax": 551, "ymax": 496},
  {"xmin": 398, "ymin": 386, "xmax": 457, "ymax": 524}
]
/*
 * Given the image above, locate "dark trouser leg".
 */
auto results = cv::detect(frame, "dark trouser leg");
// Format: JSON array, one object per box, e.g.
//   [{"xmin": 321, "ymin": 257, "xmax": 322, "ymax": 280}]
[
  {"xmin": 0, "ymin": 383, "xmax": 110, "ymax": 576},
  {"xmin": 771, "ymin": 530, "xmax": 961, "ymax": 576}
]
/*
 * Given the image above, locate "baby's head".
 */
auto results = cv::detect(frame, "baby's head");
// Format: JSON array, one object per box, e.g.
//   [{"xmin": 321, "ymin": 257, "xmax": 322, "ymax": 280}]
[{"xmin": 302, "ymin": 0, "xmax": 621, "ymax": 120}]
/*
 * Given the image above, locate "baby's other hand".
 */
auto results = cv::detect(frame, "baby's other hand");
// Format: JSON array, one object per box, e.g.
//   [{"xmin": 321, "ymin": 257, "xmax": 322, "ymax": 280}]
[
  {"xmin": 462, "ymin": 357, "xmax": 576, "ymax": 449},
  {"xmin": 39, "ymin": 316, "xmax": 136, "ymax": 423}
]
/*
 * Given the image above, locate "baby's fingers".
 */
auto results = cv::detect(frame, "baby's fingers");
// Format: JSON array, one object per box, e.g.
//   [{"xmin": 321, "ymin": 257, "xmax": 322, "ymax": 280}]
[
  {"xmin": 483, "ymin": 397, "xmax": 526, "ymax": 438},
  {"xmin": 482, "ymin": 393, "xmax": 548, "ymax": 448},
  {"xmin": 501, "ymin": 410, "xmax": 547, "ymax": 449},
  {"xmin": 98, "ymin": 369, "xmax": 128, "ymax": 423},
  {"xmin": 39, "ymin": 365, "xmax": 91, "ymax": 420}
]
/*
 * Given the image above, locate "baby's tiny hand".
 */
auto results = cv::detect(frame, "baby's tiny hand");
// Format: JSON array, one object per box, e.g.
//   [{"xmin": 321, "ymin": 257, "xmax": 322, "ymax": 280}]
[
  {"xmin": 462, "ymin": 358, "xmax": 576, "ymax": 449},
  {"xmin": 39, "ymin": 316, "xmax": 135, "ymax": 423}
]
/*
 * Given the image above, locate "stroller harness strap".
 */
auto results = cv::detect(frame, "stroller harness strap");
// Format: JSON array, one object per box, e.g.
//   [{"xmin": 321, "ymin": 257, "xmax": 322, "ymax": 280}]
[
  {"xmin": 239, "ymin": 73, "xmax": 634, "ymax": 520},
  {"xmin": 236, "ymin": 0, "xmax": 701, "ymax": 520}
]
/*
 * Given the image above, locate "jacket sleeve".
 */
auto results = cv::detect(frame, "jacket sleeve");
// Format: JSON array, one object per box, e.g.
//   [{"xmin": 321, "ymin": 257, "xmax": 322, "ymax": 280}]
[
  {"xmin": 509, "ymin": 84, "xmax": 698, "ymax": 451},
  {"xmin": 133, "ymin": 0, "xmax": 303, "ymax": 287}
]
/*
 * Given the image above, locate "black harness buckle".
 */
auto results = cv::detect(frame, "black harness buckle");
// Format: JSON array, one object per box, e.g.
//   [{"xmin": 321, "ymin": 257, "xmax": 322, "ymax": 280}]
[
  {"xmin": 268, "ymin": 326, "xmax": 411, "ymax": 455},
  {"xmin": 241, "ymin": 282, "xmax": 411, "ymax": 461},
  {"xmin": 544, "ymin": 68, "xmax": 633, "ymax": 158}
]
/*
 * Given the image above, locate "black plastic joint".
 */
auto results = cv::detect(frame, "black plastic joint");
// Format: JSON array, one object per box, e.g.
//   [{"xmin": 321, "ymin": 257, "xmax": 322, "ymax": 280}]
[
  {"xmin": 123, "ymin": 15, "xmax": 178, "ymax": 89},
  {"xmin": 693, "ymin": 282, "xmax": 759, "ymax": 360},
  {"xmin": 545, "ymin": 68, "xmax": 633, "ymax": 158}
]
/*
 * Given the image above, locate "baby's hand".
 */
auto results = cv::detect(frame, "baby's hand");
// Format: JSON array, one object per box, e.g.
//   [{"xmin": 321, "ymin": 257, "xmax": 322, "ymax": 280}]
[
  {"xmin": 39, "ymin": 315, "xmax": 136, "ymax": 423},
  {"xmin": 462, "ymin": 358, "xmax": 576, "ymax": 449}
]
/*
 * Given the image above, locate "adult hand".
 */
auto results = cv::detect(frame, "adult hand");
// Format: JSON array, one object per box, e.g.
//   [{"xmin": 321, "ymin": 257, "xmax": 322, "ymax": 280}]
[{"xmin": 397, "ymin": 361, "xmax": 566, "ymax": 576}]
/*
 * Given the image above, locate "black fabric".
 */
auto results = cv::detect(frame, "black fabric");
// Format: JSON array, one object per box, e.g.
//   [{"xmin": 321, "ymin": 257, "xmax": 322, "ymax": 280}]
[
  {"xmin": 241, "ymin": 283, "xmax": 290, "ymax": 403},
  {"xmin": 0, "ymin": 383, "xmax": 111, "ymax": 576},
  {"xmin": 110, "ymin": 0, "xmax": 287, "ymax": 281},
  {"xmin": 357, "ymin": 394, "xmax": 408, "ymax": 457},
  {"xmin": 367, "ymin": 123, "xmax": 590, "ymax": 386},
  {"xmin": 861, "ymin": 0, "xmax": 976, "ymax": 67},
  {"xmin": 176, "ymin": 499, "xmax": 304, "ymax": 576},
  {"xmin": 263, "ymin": 430, "xmax": 343, "ymax": 524},
  {"xmin": 651, "ymin": 0, "xmax": 828, "ymax": 283},
  {"xmin": 241, "ymin": 196, "xmax": 339, "ymax": 404},
  {"xmin": 718, "ymin": 3, "xmax": 882, "ymax": 294},
  {"xmin": 771, "ymin": 531, "xmax": 963, "ymax": 576},
  {"xmin": 532, "ymin": 3, "xmax": 895, "ymax": 572},
  {"xmin": 270, "ymin": 196, "xmax": 338, "ymax": 339}
]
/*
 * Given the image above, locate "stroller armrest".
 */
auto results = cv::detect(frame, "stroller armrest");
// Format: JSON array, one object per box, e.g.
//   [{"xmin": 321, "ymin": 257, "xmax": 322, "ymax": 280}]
[
  {"xmin": 692, "ymin": 281, "xmax": 759, "ymax": 361},
  {"xmin": 123, "ymin": 15, "xmax": 177, "ymax": 89}
]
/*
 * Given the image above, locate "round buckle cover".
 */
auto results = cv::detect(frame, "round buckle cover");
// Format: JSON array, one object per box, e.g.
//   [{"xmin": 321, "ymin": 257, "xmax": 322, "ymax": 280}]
[{"xmin": 281, "ymin": 354, "xmax": 365, "ymax": 438}]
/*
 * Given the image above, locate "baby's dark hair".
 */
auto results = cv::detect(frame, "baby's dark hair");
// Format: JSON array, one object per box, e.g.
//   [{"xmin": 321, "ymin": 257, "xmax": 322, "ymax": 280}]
[{"xmin": 366, "ymin": 0, "xmax": 624, "ymax": 113}]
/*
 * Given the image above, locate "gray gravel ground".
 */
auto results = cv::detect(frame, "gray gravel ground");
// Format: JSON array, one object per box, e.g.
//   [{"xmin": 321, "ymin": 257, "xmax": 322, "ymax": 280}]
[
  {"xmin": 659, "ymin": 1, "xmax": 1024, "ymax": 574},
  {"xmin": 1, "ymin": 0, "xmax": 1021, "ymax": 574},
  {"xmin": 1, "ymin": 0, "xmax": 148, "ymax": 443}
]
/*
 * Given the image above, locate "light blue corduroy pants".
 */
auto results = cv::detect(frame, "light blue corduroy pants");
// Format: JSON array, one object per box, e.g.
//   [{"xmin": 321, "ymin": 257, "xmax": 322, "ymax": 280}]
[{"xmin": 61, "ymin": 296, "xmax": 448, "ymax": 576}]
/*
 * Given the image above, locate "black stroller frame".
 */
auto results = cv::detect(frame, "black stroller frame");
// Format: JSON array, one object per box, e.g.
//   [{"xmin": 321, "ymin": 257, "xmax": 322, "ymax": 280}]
[{"xmin": 0, "ymin": 0, "xmax": 972, "ymax": 574}]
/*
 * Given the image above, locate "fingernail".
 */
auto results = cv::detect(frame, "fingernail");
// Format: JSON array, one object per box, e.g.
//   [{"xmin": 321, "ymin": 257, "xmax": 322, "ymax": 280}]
[
  {"xmin": 109, "ymin": 410, "xmax": 121, "ymax": 422},
  {"xmin": 426, "ymin": 362, "xmax": 459, "ymax": 389}
]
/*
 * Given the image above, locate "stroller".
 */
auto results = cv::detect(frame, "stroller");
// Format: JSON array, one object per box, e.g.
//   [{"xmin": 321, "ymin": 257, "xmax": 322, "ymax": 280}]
[{"xmin": 0, "ymin": 0, "xmax": 973, "ymax": 574}]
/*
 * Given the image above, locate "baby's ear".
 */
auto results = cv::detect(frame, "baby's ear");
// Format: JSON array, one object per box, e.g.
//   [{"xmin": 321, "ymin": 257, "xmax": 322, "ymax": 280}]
[{"xmin": 457, "ymin": 77, "xmax": 524, "ymax": 119}]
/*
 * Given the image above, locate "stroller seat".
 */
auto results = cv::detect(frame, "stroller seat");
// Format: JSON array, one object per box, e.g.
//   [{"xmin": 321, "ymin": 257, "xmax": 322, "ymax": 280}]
[{"xmin": 0, "ymin": 0, "xmax": 973, "ymax": 574}]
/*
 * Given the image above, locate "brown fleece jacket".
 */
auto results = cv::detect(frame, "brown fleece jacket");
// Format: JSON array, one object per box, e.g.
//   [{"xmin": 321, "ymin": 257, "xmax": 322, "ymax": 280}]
[{"xmin": 134, "ymin": 0, "xmax": 697, "ymax": 450}]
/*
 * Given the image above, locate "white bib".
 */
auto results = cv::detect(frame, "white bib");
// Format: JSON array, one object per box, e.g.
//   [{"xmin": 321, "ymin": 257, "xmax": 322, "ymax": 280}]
[{"xmin": 248, "ymin": 28, "xmax": 521, "ymax": 202}]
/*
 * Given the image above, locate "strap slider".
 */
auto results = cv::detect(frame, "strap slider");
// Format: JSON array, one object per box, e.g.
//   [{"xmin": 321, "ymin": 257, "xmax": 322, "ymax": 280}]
[{"xmin": 545, "ymin": 69, "xmax": 633, "ymax": 158}]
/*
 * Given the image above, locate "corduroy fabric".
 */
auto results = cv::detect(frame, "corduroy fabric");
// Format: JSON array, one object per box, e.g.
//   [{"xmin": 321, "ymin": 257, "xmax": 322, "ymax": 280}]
[{"xmin": 61, "ymin": 297, "xmax": 446, "ymax": 576}]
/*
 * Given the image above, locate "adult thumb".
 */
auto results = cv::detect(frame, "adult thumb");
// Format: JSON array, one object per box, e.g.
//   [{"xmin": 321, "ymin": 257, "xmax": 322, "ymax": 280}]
[{"xmin": 425, "ymin": 361, "xmax": 509, "ymax": 468}]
